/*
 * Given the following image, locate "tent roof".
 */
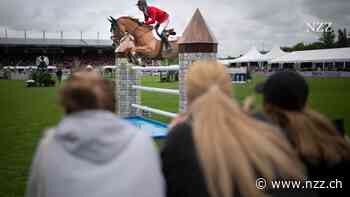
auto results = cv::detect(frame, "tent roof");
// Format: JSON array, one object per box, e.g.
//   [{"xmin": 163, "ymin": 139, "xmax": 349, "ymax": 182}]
[
  {"xmin": 270, "ymin": 47, "xmax": 350, "ymax": 63},
  {"xmin": 218, "ymin": 59, "xmax": 237, "ymax": 65},
  {"xmin": 262, "ymin": 45, "xmax": 288, "ymax": 61},
  {"xmin": 230, "ymin": 46, "xmax": 265, "ymax": 63}
]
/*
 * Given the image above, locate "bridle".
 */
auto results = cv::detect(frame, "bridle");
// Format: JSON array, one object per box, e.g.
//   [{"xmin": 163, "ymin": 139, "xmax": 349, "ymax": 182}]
[{"xmin": 110, "ymin": 22, "xmax": 125, "ymax": 45}]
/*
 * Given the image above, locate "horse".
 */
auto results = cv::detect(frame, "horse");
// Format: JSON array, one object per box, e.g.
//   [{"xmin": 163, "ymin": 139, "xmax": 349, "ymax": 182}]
[{"xmin": 108, "ymin": 16, "xmax": 178, "ymax": 64}]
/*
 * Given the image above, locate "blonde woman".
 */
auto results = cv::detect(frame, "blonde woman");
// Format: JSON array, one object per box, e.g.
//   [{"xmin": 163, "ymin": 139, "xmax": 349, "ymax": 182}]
[
  {"xmin": 26, "ymin": 71, "xmax": 164, "ymax": 197},
  {"xmin": 255, "ymin": 71, "xmax": 350, "ymax": 196},
  {"xmin": 161, "ymin": 61, "xmax": 314, "ymax": 197}
]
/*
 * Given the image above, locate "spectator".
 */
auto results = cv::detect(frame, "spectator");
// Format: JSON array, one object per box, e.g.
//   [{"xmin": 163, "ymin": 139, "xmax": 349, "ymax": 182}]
[
  {"xmin": 56, "ymin": 68, "xmax": 63, "ymax": 84},
  {"xmin": 255, "ymin": 71, "xmax": 350, "ymax": 196},
  {"xmin": 162, "ymin": 61, "xmax": 310, "ymax": 197},
  {"xmin": 26, "ymin": 71, "xmax": 164, "ymax": 197}
]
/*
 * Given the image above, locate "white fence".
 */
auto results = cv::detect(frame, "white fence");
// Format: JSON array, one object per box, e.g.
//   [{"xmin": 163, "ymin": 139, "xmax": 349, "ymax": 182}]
[
  {"xmin": 129, "ymin": 64, "xmax": 248, "ymax": 118},
  {"xmin": 131, "ymin": 65, "xmax": 180, "ymax": 118},
  {"xmin": 132, "ymin": 85, "xmax": 180, "ymax": 95}
]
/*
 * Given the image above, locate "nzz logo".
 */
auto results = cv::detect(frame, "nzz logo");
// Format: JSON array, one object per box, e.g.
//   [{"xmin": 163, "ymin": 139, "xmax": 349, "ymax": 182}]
[{"xmin": 306, "ymin": 22, "xmax": 333, "ymax": 33}]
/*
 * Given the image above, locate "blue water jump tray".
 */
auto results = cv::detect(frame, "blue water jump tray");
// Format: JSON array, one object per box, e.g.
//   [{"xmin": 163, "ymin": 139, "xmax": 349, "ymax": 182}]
[{"xmin": 124, "ymin": 116, "xmax": 168, "ymax": 139}]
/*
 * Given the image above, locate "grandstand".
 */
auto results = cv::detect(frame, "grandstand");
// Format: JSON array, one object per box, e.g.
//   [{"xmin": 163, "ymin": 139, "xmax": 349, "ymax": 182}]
[{"xmin": 0, "ymin": 36, "xmax": 114, "ymax": 69}]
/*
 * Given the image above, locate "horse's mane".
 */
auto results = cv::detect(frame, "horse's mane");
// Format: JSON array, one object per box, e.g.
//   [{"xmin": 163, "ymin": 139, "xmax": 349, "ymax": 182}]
[{"xmin": 118, "ymin": 16, "xmax": 143, "ymax": 26}]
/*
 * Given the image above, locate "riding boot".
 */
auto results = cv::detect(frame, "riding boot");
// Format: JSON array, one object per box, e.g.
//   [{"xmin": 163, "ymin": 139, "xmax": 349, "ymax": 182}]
[{"xmin": 160, "ymin": 32, "xmax": 171, "ymax": 50}]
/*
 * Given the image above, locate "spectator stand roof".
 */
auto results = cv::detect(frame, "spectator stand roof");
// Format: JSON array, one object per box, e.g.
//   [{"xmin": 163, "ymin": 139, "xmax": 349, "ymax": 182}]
[
  {"xmin": 0, "ymin": 38, "xmax": 113, "ymax": 47},
  {"xmin": 270, "ymin": 47, "xmax": 350, "ymax": 63}
]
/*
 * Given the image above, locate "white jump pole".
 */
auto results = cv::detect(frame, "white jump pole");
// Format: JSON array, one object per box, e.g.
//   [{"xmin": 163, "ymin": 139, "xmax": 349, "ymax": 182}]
[
  {"xmin": 132, "ymin": 65, "xmax": 180, "ymax": 71},
  {"xmin": 132, "ymin": 85, "xmax": 180, "ymax": 95},
  {"xmin": 131, "ymin": 104, "xmax": 177, "ymax": 118}
]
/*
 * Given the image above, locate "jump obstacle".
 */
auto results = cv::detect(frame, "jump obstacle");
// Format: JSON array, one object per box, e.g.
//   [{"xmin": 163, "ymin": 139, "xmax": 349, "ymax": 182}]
[
  {"xmin": 130, "ymin": 65, "xmax": 180, "ymax": 118},
  {"xmin": 115, "ymin": 9, "xmax": 244, "ymax": 119}
]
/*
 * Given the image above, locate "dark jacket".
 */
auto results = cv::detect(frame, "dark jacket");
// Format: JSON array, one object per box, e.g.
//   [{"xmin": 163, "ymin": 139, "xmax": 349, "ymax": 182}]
[
  {"xmin": 161, "ymin": 121, "xmax": 317, "ymax": 197},
  {"xmin": 252, "ymin": 112, "xmax": 349, "ymax": 197},
  {"xmin": 56, "ymin": 69, "xmax": 63, "ymax": 77},
  {"xmin": 161, "ymin": 122, "xmax": 209, "ymax": 197},
  {"xmin": 301, "ymin": 155, "xmax": 349, "ymax": 196}
]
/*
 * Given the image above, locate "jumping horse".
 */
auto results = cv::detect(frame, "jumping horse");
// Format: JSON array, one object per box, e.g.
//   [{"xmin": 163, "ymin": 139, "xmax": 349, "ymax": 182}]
[{"xmin": 109, "ymin": 16, "xmax": 178, "ymax": 64}]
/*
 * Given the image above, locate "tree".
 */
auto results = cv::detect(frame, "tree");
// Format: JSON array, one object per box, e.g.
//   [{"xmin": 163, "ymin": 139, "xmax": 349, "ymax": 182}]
[
  {"xmin": 281, "ymin": 47, "xmax": 293, "ymax": 52},
  {"xmin": 319, "ymin": 27, "xmax": 336, "ymax": 48},
  {"xmin": 336, "ymin": 28, "xmax": 348, "ymax": 48},
  {"xmin": 304, "ymin": 42, "xmax": 324, "ymax": 50},
  {"xmin": 283, "ymin": 27, "xmax": 348, "ymax": 51},
  {"xmin": 293, "ymin": 42, "xmax": 306, "ymax": 51}
]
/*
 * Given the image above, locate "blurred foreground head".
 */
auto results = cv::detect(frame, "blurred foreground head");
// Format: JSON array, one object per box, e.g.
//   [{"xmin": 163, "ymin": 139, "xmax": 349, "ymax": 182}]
[
  {"xmin": 185, "ymin": 61, "xmax": 304, "ymax": 197},
  {"xmin": 257, "ymin": 71, "xmax": 350, "ymax": 163},
  {"xmin": 256, "ymin": 71, "xmax": 308, "ymax": 111},
  {"xmin": 60, "ymin": 71, "xmax": 115, "ymax": 114},
  {"xmin": 186, "ymin": 60, "xmax": 232, "ymax": 105}
]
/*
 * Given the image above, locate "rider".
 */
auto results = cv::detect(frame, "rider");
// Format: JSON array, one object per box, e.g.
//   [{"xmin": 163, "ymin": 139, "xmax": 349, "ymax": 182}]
[{"xmin": 136, "ymin": 0, "xmax": 171, "ymax": 49}]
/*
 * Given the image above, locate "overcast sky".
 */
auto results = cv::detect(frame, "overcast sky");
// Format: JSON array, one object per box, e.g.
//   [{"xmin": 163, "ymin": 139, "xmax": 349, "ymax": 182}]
[{"xmin": 0, "ymin": 0, "xmax": 349, "ymax": 57}]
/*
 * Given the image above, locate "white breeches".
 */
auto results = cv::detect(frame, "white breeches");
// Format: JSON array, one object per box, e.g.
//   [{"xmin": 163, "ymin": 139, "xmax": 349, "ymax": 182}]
[{"xmin": 157, "ymin": 19, "xmax": 169, "ymax": 35}]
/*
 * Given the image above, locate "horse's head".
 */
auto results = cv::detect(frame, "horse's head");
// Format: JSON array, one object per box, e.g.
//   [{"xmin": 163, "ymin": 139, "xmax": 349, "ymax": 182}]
[
  {"xmin": 108, "ymin": 16, "xmax": 125, "ymax": 46},
  {"xmin": 109, "ymin": 16, "xmax": 149, "ymax": 46}
]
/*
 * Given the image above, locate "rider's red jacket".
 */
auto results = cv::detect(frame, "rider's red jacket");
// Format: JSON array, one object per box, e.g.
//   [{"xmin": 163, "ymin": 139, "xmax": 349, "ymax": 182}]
[{"xmin": 144, "ymin": 6, "xmax": 169, "ymax": 25}]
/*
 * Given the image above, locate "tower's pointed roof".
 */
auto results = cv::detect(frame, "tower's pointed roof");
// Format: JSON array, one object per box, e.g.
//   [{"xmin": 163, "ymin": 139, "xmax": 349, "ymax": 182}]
[{"xmin": 179, "ymin": 9, "xmax": 217, "ymax": 44}]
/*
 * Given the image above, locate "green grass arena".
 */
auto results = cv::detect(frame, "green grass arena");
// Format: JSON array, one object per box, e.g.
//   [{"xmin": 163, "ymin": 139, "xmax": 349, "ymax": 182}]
[{"xmin": 0, "ymin": 75, "xmax": 349, "ymax": 196}]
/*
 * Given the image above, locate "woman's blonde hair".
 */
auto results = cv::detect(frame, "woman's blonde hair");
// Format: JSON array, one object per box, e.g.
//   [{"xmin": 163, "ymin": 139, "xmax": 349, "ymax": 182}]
[
  {"xmin": 264, "ymin": 104, "xmax": 350, "ymax": 163},
  {"xmin": 60, "ymin": 71, "xmax": 115, "ymax": 114},
  {"xmin": 186, "ymin": 61, "xmax": 304, "ymax": 197}
]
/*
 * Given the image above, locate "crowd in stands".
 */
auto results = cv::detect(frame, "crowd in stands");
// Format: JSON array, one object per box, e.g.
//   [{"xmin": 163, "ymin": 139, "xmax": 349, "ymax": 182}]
[
  {"xmin": 61, "ymin": 54, "xmax": 114, "ymax": 68},
  {"xmin": 0, "ymin": 54, "xmax": 114, "ymax": 69},
  {"xmin": 0, "ymin": 55, "xmax": 36, "ymax": 67},
  {"xmin": 24, "ymin": 61, "xmax": 350, "ymax": 197}
]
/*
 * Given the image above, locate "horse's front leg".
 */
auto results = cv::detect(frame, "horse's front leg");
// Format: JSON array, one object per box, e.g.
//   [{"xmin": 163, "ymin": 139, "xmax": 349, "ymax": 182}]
[{"xmin": 131, "ymin": 46, "xmax": 153, "ymax": 56}]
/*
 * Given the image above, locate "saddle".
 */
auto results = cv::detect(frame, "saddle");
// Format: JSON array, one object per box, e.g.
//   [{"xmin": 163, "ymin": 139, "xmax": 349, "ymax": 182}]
[{"xmin": 143, "ymin": 23, "xmax": 176, "ymax": 35}]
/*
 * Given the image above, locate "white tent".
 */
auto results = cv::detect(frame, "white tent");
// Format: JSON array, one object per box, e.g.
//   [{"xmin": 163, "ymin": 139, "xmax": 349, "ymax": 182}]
[
  {"xmin": 218, "ymin": 59, "xmax": 237, "ymax": 65},
  {"xmin": 232, "ymin": 46, "xmax": 266, "ymax": 63},
  {"xmin": 270, "ymin": 47, "xmax": 350, "ymax": 63},
  {"xmin": 219, "ymin": 46, "xmax": 266, "ymax": 65},
  {"xmin": 262, "ymin": 45, "xmax": 288, "ymax": 61}
]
